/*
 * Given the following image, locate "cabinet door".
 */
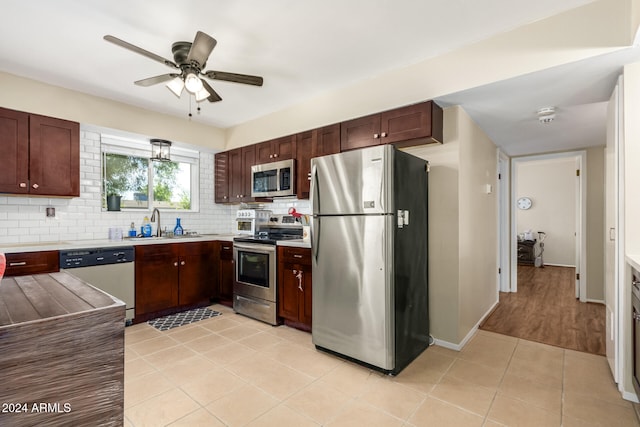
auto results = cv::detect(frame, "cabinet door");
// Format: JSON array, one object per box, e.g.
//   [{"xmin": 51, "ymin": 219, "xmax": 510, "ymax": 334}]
[
  {"xmin": 256, "ymin": 136, "xmax": 296, "ymax": 164},
  {"xmin": 241, "ymin": 145, "xmax": 256, "ymax": 202},
  {"xmin": 218, "ymin": 242, "xmax": 234, "ymax": 302},
  {"xmin": 273, "ymin": 135, "xmax": 296, "ymax": 160},
  {"xmin": 214, "ymin": 152, "xmax": 230, "ymax": 203},
  {"xmin": 278, "ymin": 261, "xmax": 302, "ymax": 322},
  {"xmin": 340, "ymin": 113, "xmax": 381, "ymax": 151},
  {"xmin": 29, "ymin": 114, "xmax": 80, "ymax": 197},
  {"xmin": 296, "ymin": 131, "xmax": 313, "ymax": 200},
  {"xmin": 381, "ymin": 101, "xmax": 443, "ymax": 147},
  {"xmin": 135, "ymin": 244, "xmax": 179, "ymax": 316},
  {"xmin": 178, "ymin": 242, "xmax": 216, "ymax": 306},
  {"xmin": 0, "ymin": 107, "xmax": 29, "ymax": 194},
  {"xmin": 255, "ymin": 140, "xmax": 274, "ymax": 164},
  {"xmin": 228, "ymin": 148, "xmax": 243, "ymax": 202},
  {"xmin": 313, "ymin": 124, "xmax": 340, "ymax": 158}
]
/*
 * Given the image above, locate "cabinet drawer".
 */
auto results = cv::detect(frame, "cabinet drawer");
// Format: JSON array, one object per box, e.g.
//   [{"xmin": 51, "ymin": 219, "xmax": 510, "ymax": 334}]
[
  {"xmin": 219, "ymin": 243, "xmax": 234, "ymax": 260},
  {"xmin": 279, "ymin": 247, "xmax": 311, "ymax": 265},
  {"xmin": 5, "ymin": 250, "xmax": 59, "ymax": 276}
]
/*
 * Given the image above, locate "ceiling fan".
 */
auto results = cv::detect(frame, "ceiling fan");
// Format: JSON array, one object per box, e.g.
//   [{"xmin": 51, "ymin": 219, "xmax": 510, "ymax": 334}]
[{"xmin": 103, "ymin": 31, "xmax": 263, "ymax": 103}]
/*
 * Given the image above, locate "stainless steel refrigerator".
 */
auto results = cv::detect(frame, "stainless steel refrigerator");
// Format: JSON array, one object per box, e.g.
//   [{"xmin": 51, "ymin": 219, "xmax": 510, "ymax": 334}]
[{"xmin": 310, "ymin": 144, "xmax": 429, "ymax": 375}]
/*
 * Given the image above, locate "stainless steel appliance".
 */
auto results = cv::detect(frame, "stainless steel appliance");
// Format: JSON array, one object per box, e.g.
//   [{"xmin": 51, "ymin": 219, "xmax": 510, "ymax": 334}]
[
  {"xmin": 251, "ymin": 158, "xmax": 296, "ymax": 197},
  {"xmin": 235, "ymin": 209, "xmax": 271, "ymax": 235},
  {"xmin": 233, "ymin": 215, "xmax": 303, "ymax": 324},
  {"xmin": 310, "ymin": 144, "xmax": 429, "ymax": 375},
  {"xmin": 60, "ymin": 246, "xmax": 135, "ymax": 324},
  {"xmin": 632, "ymin": 266, "xmax": 640, "ymax": 396}
]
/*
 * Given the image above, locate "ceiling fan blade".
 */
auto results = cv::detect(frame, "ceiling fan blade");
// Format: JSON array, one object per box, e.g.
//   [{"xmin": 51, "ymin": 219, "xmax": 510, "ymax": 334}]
[
  {"xmin": 104, "ymin": 35, "xmax": 178, "ymax": 69},
  {"xmin": 187, "ymin": 31, "xmax": 217, "ymax": 66},
  {"xmin": 203, "ymin": 70, "xmax": 263, "ymax": 86},
  {"xmin": 134, "ymin": 73, "xmax": 179, "ymax": 87},
  {"xmin": 201, "ymin": 80, "xmax": 222, "ymax": 102}
]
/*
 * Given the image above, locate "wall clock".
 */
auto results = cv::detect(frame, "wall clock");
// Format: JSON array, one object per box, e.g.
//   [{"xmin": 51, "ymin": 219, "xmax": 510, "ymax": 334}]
[{"xmin": 517, "ymin": 197, "xmax": 532, "ymax": 210}]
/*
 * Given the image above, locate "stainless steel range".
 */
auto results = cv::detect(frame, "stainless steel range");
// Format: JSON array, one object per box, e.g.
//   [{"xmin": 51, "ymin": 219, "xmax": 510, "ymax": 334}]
[{"xmin": 233, "ymin": 214, "xmax": 303, "ymax": 325}]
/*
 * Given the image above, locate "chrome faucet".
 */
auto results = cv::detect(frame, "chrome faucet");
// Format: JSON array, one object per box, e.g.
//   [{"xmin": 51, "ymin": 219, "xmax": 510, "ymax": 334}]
[{"xmin": 150, "ymin": 208, "xmax": 161, "ymax": 237}]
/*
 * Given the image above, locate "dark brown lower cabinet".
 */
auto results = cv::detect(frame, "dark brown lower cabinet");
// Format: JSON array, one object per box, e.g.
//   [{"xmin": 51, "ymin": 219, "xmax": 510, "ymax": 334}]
[
  {"xmin": 135, "ymin": 241, "xmax": 216, "ymax": 322},
  {"xmin": 277, "ymin": 246, "xmax": 312, "ymax": 331}
]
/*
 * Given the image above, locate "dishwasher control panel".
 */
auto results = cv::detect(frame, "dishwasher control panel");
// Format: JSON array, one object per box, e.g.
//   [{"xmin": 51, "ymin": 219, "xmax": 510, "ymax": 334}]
[{"xmin": 60, "ymin": 246, "xmax": 135, "ymax": 268}]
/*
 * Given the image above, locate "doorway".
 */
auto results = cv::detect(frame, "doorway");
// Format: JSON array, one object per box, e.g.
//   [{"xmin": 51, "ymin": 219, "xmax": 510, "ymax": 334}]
[{"xmin": 509, "ymin": 151, "xmax": 586, "ymax": 300}]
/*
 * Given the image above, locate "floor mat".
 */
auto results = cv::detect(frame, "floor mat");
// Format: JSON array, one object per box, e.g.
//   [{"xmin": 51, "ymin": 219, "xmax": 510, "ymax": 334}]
[{"xmin": 147, "ymin": 308, "xmax": 222, "ymax": 331}]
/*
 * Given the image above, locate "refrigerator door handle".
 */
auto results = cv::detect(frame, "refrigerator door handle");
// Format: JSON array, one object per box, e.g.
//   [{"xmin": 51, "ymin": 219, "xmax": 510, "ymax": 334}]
[
  {"xmin": 312, "ymin": 216, "xmax": 320, "ymax": 261},
  {"xmin": 310, "ymin": 163, "xmax": 320, "ymax": 215}
]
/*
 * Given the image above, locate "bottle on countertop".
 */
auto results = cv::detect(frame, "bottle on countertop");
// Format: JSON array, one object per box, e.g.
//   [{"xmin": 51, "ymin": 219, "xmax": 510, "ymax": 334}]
[
  {"xmin": 129, "ymin": 222, "xmax": 137, "ymax": 237},
  {"xmin": 142, "ymin": 216, "xmax": 152, "ymax": 237},
  {"xmin": 174, "ymin": 218, "xmax": 184, "ymax": 236}
]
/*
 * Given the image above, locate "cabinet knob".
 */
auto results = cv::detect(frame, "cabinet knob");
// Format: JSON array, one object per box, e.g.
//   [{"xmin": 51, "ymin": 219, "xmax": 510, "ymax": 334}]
[
  {"xmin": 274, "ymin": 154, "xmax": 278, "ymax": 158},
  {"xmin": 174, "ymin": 262, "xmax": 178, "ymax": 267},
  {"xmin": 269, "ymin": 154, "xmax": 273, "ymax": 159},
  {"xmin": 373, "ymin": 133, "xmax": 380, "ymax": 139},
  {"xmin": 19, "ymin": 182, "xmax": 27, "ymax": 188},
  {"xmin": 181, "ymin": 261, "xmax": 186, "ymax": 266},
  {"xmin": 381, "ymin": 132, "xmax": 387, "ymax": 138},
  {"xmin": 32, "ymin": 183, "xmax": 39, "ymax": 189}
]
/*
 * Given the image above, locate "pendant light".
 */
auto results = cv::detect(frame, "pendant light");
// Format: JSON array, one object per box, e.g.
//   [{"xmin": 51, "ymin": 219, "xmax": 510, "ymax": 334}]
[{"xmin": 150, "ymin": 139, "xmax": 172, "ymax": 162}]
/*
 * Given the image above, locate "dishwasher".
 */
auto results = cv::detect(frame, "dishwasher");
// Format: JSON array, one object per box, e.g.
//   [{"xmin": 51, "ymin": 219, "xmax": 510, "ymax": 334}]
[{"xmin": 60, "ymin": 246, "xmax": 135, "ymax": 324}]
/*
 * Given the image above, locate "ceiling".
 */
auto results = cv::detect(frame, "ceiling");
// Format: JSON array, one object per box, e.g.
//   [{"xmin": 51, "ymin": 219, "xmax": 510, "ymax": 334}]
[{"xmin": 1, "ymin": 0, "xmax": 638, "ymax": 156}]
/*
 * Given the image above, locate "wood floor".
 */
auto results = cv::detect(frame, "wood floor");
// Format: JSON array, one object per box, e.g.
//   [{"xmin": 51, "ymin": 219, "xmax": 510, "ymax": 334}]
[{"xmin": 479, "ymin": 265, "xmax": 606, "ymax": 355}]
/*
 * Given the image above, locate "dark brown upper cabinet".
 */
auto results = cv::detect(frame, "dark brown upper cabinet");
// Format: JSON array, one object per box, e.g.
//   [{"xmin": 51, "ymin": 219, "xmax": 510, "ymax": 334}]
[
  {"xmin": 340, "ymin": 101, "xmax": 443, "ymax": 151},
  {"xmin": 0, "ymin": 107, "xmax": 80, "ymax": 197}
]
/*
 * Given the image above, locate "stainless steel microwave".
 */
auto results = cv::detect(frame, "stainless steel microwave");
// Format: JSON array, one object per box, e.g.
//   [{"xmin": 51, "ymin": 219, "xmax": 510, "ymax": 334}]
[{"xmin": 251, "ymin": 159, "xmax": 296, "ymax": 197}]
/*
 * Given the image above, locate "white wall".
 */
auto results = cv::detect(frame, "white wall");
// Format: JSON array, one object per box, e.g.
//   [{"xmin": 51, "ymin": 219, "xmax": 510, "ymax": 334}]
[
  {"xmin": 516, "ymin": 157, "xmax": 577, "ymax": 266},
  {"xmin": 405, "ymin": 106, "xmax": 498, "ymax": 346}
]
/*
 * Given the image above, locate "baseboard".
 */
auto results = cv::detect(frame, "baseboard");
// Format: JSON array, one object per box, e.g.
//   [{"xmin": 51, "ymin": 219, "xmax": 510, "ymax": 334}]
[
  {"xmin": 622, "ymin": 389, "xmax": 640, "ymax": 403},
  {"xmin": 540, "ymin": 263, "xmax": 576, "ymax": 268},
  {"xmin": 432, "ymin": 299, "xmax": 500, "ymax": 352},
  {"xmin": 586, "ymin": 298, "xmax": 605, "ymax": 304}
]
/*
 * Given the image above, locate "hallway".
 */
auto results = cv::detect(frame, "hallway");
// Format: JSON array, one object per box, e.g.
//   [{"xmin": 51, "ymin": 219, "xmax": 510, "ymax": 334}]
[{"xmin": 480, "ymin": 265, "xmax": 606, "ymax": 355}]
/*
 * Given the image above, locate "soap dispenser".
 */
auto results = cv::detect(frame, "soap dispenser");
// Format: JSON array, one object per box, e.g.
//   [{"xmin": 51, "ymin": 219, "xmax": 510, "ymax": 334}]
[
  {"xmin": 142, "ymin": 216, "xmax": 152, "ymax": 237},
  {"xmin": 174, "ymin": 218, "xmax": 184, "ymax": 236}
]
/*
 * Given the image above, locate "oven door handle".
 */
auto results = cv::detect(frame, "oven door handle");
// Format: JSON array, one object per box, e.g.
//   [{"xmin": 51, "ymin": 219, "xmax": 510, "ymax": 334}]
[{"xmin": 233, "ymin": 243, "xmax": 276, "ymax": 254}]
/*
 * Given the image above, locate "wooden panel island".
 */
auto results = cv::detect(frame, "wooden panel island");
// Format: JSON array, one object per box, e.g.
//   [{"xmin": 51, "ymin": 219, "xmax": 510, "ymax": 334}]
[{"xmin": 0, "ymin": 271, "xmax": 125, "ymax": 427}]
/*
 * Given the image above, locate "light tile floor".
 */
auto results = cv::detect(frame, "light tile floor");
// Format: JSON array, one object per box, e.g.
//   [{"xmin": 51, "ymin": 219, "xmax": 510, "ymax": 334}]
[{"xmin": 124, "ymin": 304, "xmax": 639, "ymax": 426}]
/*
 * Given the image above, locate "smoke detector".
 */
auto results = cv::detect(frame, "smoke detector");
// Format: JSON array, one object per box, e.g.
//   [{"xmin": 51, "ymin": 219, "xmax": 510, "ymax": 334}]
[{"xmin": 537, "ymin": 107, "xmax": 556, "ymax": 124}]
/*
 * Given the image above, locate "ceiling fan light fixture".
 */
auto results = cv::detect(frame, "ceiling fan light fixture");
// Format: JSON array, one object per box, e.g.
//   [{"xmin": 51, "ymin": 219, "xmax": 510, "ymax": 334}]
[
  {"xmin": 195, "ymin": 87, "xmax": 211, "ymax": 102},
  {"xmin": 166, "ymin": 77, "xmax": 184, "ymax": 98},
  {"xmin": 184, "ymin": 72, "xmax": 203, "ymax": 94},
  {"xmin": 150, "ymin": 138, "xmax": 172, "ymax": 162}
]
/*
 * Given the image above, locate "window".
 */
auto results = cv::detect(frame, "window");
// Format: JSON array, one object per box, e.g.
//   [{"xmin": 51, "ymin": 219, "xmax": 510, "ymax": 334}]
[{"xmin": 101, "ymin": 135, "xmax": 199, "ymax": 211}]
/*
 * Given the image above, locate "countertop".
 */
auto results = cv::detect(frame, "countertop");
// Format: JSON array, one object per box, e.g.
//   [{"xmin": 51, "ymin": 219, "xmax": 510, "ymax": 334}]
[
  {"xmin": 627, "ymin": 254, "xmax": 640, "ymax": 272},
  {"xmin": 0, "ymin": 271, "xmax": 124, "ymax": 326},
  {"xmin": 0, "ymin": 234, "xmax": 236, "ymax": 254},
  {"xmin": 276, "ymin": 239, "xmax": 311, "ymax": 249}
]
